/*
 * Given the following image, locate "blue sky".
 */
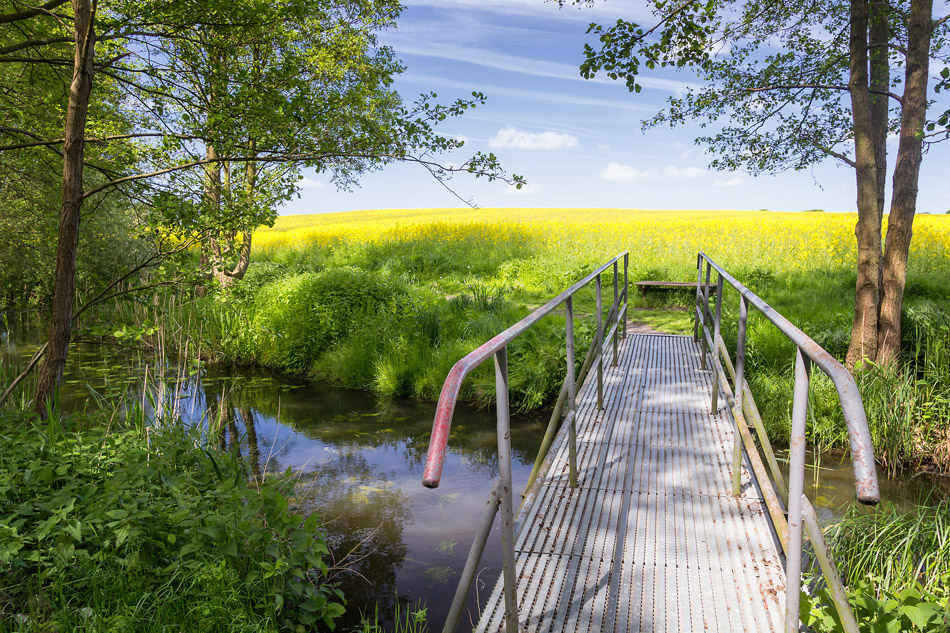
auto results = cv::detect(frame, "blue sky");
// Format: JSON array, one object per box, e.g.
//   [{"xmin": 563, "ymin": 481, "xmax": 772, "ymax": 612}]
[{"xmin": 281, "ymin": 0, "xmax": 950, "ymax": 215}]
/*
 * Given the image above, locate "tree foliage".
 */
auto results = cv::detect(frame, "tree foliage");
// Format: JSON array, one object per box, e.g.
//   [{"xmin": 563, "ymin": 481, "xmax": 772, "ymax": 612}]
[
  {"xmin": 0, "ymin": 0, "xmax": 522, "ymax": 411},
  {"xmin": 571, "ymin": 0, "xmax": 950, "ymax": 366}
]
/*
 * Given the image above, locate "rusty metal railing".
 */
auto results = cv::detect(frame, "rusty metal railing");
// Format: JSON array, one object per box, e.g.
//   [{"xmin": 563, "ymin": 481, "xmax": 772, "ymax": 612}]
[
  {"xmin": 422, "ymin": 252, "xmax": 629, "ymax": 633},
  {"xmin": 694, "ymin": 252, "xmax": 880, "ymax": 633}
]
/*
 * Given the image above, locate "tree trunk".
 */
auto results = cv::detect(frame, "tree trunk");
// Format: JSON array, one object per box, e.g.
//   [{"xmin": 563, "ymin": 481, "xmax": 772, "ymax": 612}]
[
  {"xmin": 202, "ymin": 141, "xmax": 223, "ymax": 287},
  {"xmin": 878, "ymin": 0, "xmax": 933, "ymax": 364},
  {"xmin": 845, "ymin": 0, "xmax": 883, "ymax": 370},
  {"xmin": 33, "ymin": 0, "xmax": 96, "ymax": 416},
  {"xmin": 208, "ymin": 142, "xmax": 256, "ymax": 287},
  {"xmin": 869, "ymin": 0, "xmax": 889, "ymax": 223}
]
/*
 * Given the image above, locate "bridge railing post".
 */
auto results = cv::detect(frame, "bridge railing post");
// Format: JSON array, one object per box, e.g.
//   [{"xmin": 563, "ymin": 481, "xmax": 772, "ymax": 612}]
[
  {"xmin": 694, "ymin": 254, "xmax": 703, "ymax": 344},
  {"xmin": 731, "ymin": 295, "xmax": 748, "ymax": 495},
  {"xmin": 442, "ymin": 480, "xmax": 502, "ymax": 633},
  {"xmin": 494, "ymin": 346, "xmax": 519, "ymax": 633},
  {"xmin": 693, "ymin": 251, "xmax": 878, "ymax": 633},
  {"xmin": 784, "ymin": 348, "xmax": 811, "ymax": 633},
  {"xmin": 612, "ymin": 262, "xmax": 619, "ymax": 366},
  {"xmin": 623, "ymin": 253, "xmax": 629, "ymax": 338},
  {"xmin": 565, "ymin": 296, "xmax": 578, "ymax": 488},
  {"xmin": 710, "ymin": 273, "xmax": 723, "ymax": 414},
  {"xmin": 700, "ymin": 261, "xmax": 713, "ymax": 370},
  {"xmin": 596, "ymin": 274, "xmax": 604, "ymax": 410}
]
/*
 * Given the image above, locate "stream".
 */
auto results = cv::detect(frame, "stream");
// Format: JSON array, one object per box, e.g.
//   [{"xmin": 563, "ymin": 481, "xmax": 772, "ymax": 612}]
[{"xmin": 2, "ymin": 313, "xmax": 946, "ymax": 631}]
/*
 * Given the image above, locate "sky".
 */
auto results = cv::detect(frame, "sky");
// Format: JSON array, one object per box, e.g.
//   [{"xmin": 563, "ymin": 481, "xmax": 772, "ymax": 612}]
[{"xmin": 280, "ymin": 0, "xmax": 950, "ymax": 215}]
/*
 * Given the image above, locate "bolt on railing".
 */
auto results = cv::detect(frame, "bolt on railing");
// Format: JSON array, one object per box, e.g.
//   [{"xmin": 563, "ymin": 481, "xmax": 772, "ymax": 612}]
[
  {"xmin": 694, "ymin": 252, "xmax": 880, "ymax": 633},
  {"xmin": 422, "ymin": 252, "xmax": 628, "ymax": 633}
]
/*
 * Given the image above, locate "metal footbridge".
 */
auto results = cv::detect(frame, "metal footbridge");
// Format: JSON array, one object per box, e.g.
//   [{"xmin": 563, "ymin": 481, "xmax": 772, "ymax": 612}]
[{"xmin": 422, "ymin": 253, "xmax": 880, "ymax": 633}]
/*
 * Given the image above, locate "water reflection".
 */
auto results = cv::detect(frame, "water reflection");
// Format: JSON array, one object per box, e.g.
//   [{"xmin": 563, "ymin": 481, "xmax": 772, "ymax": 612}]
[
  {"xmin": 180, "ymin": 372, "xmax": 544, "ymax": 632},
  {"xmin": 3, "ymin": 312, "xmax": 948, "ymax": 631}
]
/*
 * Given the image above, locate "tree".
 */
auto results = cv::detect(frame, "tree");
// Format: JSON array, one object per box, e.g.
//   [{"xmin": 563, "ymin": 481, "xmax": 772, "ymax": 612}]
[
  {"xmin": 571, "ymin": 0, "xmax": 950, "ymax": 367},
  {"xmin": 0, "ymin": 0, "xmax": 522, "ymax": 415}
]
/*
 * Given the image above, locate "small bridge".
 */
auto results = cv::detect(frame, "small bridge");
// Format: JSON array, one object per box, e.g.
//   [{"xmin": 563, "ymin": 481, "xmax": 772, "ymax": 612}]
[{"xmin": 422, "ymin": 253, "xmax": 880, "ymax": 633}]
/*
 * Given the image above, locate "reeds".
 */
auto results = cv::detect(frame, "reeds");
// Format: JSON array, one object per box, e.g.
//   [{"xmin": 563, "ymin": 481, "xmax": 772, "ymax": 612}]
[{"xmin": 826, "ymin": 499, "xmax": 950, "ymax": 599}]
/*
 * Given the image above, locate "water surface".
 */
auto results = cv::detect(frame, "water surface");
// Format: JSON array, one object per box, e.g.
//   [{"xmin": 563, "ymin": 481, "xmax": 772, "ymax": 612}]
[{"xmin": 3, "ymin": 313, "xmax": 947, "ymax": 631}]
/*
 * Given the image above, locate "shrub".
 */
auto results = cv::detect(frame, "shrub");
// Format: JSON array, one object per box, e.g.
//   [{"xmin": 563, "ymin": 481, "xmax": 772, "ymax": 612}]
[
  {"xmin": 242, "ymin": 268, "xmax": 405, "ymax": 372},
  {"xmin": 800, "ymin": 500, "xmax": 950, "ymax": 632},
  {"xmin": 0, "ymin": 413, "xmax": 344, "ymax": 632}
]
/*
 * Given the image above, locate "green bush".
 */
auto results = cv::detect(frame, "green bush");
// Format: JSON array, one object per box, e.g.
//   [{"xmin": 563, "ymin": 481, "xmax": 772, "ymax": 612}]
[
  {"xmin": 0, "ymin": 413, "xmax": 344, "ymax": 632},
  {"xmin": 240, "ymin": 267, "xmax": 405, "ymax": 372},
  {"xmin": 800, "ymin": 500, "xmax": 950, "ymax": 632},
  {"xmin": 800, "ymin": 578, "xmax": 949, "ymax": 632}
]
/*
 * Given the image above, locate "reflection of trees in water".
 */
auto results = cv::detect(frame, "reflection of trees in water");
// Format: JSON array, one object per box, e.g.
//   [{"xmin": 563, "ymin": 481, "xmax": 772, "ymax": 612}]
[
  {"xmin": 200, "ymin": 385, "xmax": 412, "ymax": 627},
  {"xmin": 240, "ymin": 406, "xmax": 261, "ymax": 481},
  {"xmin": 191, "ymin": 374, "xmax": 546, "ymax": 629},
  {"xmin": 211, "ymin": 374, "xmax": 545, "ymax": 469},
  {"xmin": 295, "ymin": 450, "xmax": 411, "ymax": 628}
]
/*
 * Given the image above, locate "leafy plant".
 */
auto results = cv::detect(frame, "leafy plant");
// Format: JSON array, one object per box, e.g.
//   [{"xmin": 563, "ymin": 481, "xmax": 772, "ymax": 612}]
[
  {"xmin": 0, "ymin": 414, "xmax": 345, "ymax": 632},
  {"xmin": 800, "ymin": 578, "xmax": 949, "ymax": 633}
]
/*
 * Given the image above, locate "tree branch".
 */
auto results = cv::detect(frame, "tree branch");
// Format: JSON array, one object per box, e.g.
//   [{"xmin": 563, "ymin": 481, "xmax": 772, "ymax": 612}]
[
  {"xmin": 0, "ymin": 0, "xmax": 69, "ymax": 25},
  {"xmin": 83, "ymin": 149, "xmax": 518, "ymax": 200},
  {"xmin": 0, "ymin": 235, "xmax": 198, "ymax": 409},
  {"xmin": 0, "ymin": 131, "xmax": 204, "ymax": 152},
  {"xmin": 0, "ymin": 342, "xmax": 47, "ymax": 409},
  {"xmin": 869, "ymin": 41, "xmax": 907, "ymax": 56},
  {"xmin": 814, "ymin": 143, "xmax": 856, "ymax": 167},
  {"xmin": 747, "ymin": 83, "xmax": 904, "ymax": 105},
  {"xmin": 0, "ymin": 35, "xmax": 72, "ymax": 55},
  {"xmin": 0, "ymin": 55, "xmax": 71, "ymax": 65},
  {"xmin": 71, "ymin": 237, "xmax": 199, "ymax": 322}
]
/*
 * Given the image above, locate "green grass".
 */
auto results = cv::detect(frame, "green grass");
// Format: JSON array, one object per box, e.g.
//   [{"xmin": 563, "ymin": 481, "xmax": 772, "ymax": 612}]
[
  {"xmin": 825, "ymin": 500, "xmax": 950, "ymax": 599},
  {"xmin": 73, "ymin": 209, "xmax": 950, "ymax": 472},
  {"xmin": 799, "ymin": 500, "xmax": 950, "ymax": 633},
  {"xmin": 630, "ymin": 308, "xmax": 693, "ymax": 335},
  {"xmin": 0, "ymin": 410, "xmax": 345, "ymax": 632}
]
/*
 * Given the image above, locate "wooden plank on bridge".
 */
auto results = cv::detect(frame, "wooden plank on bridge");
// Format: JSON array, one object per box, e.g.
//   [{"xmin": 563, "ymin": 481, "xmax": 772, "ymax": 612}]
[{"xmin": 476, "ymin": 333, "xmax": 786, "ymax": 633}]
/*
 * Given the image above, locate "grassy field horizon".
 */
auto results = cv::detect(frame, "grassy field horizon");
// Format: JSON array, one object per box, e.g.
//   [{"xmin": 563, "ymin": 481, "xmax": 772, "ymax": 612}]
[{"xmin": 208, "ymin": 206, "xmax": 950, "ymax": 472}]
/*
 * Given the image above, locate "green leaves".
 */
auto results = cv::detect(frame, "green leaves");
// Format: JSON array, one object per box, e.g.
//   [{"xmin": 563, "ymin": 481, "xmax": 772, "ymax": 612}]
[
  {"xmin": 800, "ymin": 577, "xmax": 949, "ymax": 633},
  {"xmin": 0, "ymin": 418, "xmax": 345, "ymax": 631}
]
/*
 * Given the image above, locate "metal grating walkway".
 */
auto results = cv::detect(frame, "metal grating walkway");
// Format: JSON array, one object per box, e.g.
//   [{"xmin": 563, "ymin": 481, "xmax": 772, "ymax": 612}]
[{"xmin": 476, "ymin": 333, "xmax": 786, "ymax": 633}]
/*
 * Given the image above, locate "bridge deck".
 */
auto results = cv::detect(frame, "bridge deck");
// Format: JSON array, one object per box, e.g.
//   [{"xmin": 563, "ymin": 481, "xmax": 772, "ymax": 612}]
[{"xmin": 477, "ymin": 333, "xmax": 786, "ymax": 633}]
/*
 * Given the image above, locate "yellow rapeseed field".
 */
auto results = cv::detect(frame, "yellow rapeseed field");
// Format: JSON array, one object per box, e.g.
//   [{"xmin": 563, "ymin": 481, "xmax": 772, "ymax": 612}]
[{"xmin": 255, "ymin": 208, "xmax": 950, "ymax": 276}]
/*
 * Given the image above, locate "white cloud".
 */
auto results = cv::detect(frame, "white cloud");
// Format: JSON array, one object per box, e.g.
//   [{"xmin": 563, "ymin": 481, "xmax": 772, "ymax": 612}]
[
  {"xmin": 489, "ymin": 126, "xmax": 579, "ymax": 151},
  {"xmin": 297, "ymin": 177, "xmax": 325, "ymax": 189},
  {"xmin": 383, "ymin": 36, "xmax": 696, "ymax": 96},
  {"xmin": 714, "ymin": 175, "xmax": 745, "ymax": 188},
  {"xmin": 399, "ymin": 72, "xmax": 655, "ymax": 113},
  {"xmin": 663, "ymin": 166, "xmax": 705, "ymax": 179},
  {"xmin": 600, "ymin": 162, "xmax": 659, "ymax": 182},
  {"xmin": 601, "ymin": 162, "xmax": 708, "ymax": 182},
  {"xmin": 597, "ymin": 143, "xmax": 611, "ymax": 151},
  {"xmin": 680, "ymin": 149, "xmax": 691, "ymax": 160}
]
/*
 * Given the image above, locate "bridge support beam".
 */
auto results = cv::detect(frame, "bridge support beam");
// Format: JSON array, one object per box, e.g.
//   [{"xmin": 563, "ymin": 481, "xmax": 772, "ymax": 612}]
[
  {"xmin": 785, "ymin": 349, "xmax": 811, "ymax": 633},
  {"xmin": 494, "ymin": 347, "xmax": 519, "ymax": 633}
]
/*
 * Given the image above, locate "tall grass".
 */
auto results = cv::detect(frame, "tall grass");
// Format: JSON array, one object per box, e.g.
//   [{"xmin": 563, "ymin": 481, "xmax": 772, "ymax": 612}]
[
  {"xmin": 825, "ymin": 500, "xmax": 950, "ymax": 599},
  {"xmin": 54, "ymin": 208, "xmax": 950, "ymax": 471}
]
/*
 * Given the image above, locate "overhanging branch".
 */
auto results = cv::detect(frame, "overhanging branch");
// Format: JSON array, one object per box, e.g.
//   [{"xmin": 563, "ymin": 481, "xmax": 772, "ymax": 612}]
[
  {"xmin": 747, "ymin": 83, "xmax": 904, "ymax": 106},
  {"xmin": 0, "ymin": 35, "xmax": 71, "ymax": 55},
  {"xmin": 0, "ymin": 0, "xmax": 69, "ymax": 25}
]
